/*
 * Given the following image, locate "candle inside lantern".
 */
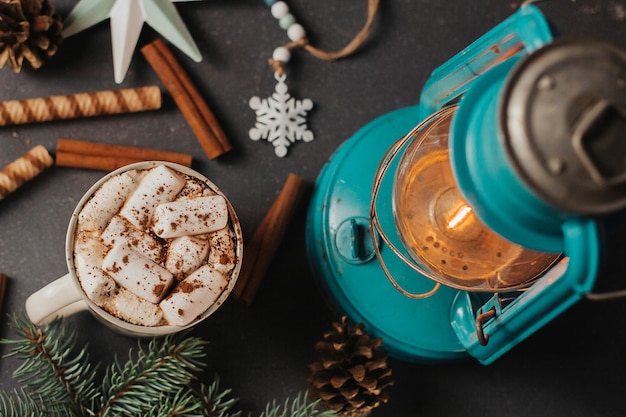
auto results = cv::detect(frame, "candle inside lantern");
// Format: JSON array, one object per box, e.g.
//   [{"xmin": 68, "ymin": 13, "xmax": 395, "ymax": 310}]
[
  {"xmin": 447, "ymin": 205, "xmax": 473, "ymax": 229},
  {"xmin": 393, "ymin": 108, "xmax": 560, "ymax": 291}
]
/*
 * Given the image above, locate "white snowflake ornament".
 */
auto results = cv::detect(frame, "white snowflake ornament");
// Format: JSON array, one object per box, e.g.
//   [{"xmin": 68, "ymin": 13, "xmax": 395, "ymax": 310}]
[{"xmin": 249, "ymin": 72, "xmax": 314, "ymax": 157}]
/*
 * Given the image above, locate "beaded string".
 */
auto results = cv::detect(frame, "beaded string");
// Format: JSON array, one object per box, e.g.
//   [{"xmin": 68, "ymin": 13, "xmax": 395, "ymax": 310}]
[
  {"xmin": 264, "ymin": 0, "xmax": 381, "ymax": 75},
  {"xmin": 249, "ymin": 0, "xmax": 380, "ymax": 157}
]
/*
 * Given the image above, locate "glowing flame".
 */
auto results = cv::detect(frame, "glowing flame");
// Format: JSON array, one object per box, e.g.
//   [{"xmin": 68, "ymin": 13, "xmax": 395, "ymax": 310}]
[{"xmin": 447, "ymin": 206, "xmax": 473, "ymax": 229}]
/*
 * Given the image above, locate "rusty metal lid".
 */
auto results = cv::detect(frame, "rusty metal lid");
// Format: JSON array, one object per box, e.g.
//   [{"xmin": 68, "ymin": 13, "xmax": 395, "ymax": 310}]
[{"xmin": 501, "ymin": 39, "xmax": 626, "ymax": 215}]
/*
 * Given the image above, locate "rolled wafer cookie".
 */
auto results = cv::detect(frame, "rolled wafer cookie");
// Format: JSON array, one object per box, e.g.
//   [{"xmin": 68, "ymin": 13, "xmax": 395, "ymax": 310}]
[
  {"xmin": 0, "ymin": 86, "xmax": 161, "ymax": 126},
  {"xmin": 0, "ymin": 145, "xmax": 53, "ymax": 200}
]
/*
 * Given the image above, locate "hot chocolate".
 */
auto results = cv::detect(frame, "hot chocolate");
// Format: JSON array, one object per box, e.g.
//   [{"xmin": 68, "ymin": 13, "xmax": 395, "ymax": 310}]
[{"xmin": 73, "ymin": 164, "xmax": 239, "ymax": 327}]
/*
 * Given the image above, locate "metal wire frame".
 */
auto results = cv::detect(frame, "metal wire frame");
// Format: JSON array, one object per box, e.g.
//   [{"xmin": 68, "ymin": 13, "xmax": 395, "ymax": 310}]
[{"xmin": 368, "ymin": 106, "xmax": 459, "ymax": 299}]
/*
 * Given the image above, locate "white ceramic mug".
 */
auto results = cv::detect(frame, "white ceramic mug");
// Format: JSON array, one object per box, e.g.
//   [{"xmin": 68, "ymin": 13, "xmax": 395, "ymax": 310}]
[{"xmin": 25, "ymin": 161, "xmax": 243, "ymax": 337}]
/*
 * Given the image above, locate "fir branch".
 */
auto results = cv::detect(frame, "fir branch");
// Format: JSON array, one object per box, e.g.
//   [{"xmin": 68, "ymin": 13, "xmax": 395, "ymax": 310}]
[
  {"xmin": 194, "ymin": 375, "xmax": 241, "ymax": 417},
  {"xmin": 1, "ymin": 314, "xmax": 99, "ymax": 416},
  {"xmin": 0, "ymin": 388, "xmax": 47, "ymax": 417},
  {"xmin": 260, "ymin": 392, "xmax": 337, "ymax": 417},
  {"xmin": 96, "ymin": 332, "xmax": 208, "ymax": 417},
  {"xmin": 143, "ymin": 388, "xmax": 204, "ymax": 417},
  {"xmin": 1, "ymin": 316, "xmax": 338, "ymax": 417}
]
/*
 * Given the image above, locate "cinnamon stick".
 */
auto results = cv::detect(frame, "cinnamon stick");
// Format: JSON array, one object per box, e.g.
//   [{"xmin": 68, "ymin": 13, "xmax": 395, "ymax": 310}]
[
  {"xmin": 0, "ymin": 273, "xmax": 6, "ymax": 312},
  {"xmin": 0, "ymin": 86, "xmax": 161, "ymax": 126},
  {"xmin": 232, "ymin": 173, "xmax": 307, "ymax": 305},
  {"xmin": 0, "ymin": 145, "xmax": 54, "ymax": 200},
  {"xmin": 55, "ymin": 138, "xmax": 192, "ymax": 171},
  {"xmin": 141, "ymin": 39, "xmax": 231, "ymax": 160}
]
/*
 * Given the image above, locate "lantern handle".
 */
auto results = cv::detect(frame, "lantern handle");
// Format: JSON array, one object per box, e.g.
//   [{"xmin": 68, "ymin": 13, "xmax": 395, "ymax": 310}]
[
  {"xmin": 368, "ymin": 108, "xmax": 459, "ymax": 299},
  {"xmin": 370, "ymin": 211, "xmax": 441, "ymax": 299},
  {"xmin": 475, "ymin": 307, "xmax": 497, "ymax": 346},
  {"xmin": 585, "ymin": 290, "xmax": 626, "ymax": 301}
]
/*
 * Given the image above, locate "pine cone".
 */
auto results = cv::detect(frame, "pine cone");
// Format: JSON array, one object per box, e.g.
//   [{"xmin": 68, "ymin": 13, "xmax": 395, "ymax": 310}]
[
  {"xmin": 0, "ymin": 0, "xmax": 63, "ymax": 72},
  {"xmin": 307, "ymin": 316, "xmax": 394, "ymax": 417}
]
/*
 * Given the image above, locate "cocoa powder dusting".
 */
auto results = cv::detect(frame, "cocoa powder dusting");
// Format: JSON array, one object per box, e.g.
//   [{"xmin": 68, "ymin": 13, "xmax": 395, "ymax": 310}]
[
  {"xmin": 178, "ymin": 280, "xmax": 198, "ymax": 294},
  {"xmin": 220, "ymin": 253, "xmax": 230, "ymax": 265},
  {"xmin": 107, "ymin": 262, "xmax": 121, "ymax": 273},
  {"xmin": 153, "ymin": 283, "xmax": 166, "ymax": 297}
]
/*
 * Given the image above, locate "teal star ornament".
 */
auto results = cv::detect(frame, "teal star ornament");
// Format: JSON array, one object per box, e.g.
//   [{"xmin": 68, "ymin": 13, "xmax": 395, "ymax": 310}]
[{"xmin": 62, "ymin": 0, "xmax": 204, "ymax": 83}]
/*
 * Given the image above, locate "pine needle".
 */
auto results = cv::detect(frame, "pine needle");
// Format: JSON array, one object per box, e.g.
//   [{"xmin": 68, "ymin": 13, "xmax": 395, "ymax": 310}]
[
  {"xmin": 260, "ymin": 392, "xmax": 337, "ymax": 417},
  {"xmin": 0, "ymin": 388, "xmax": 46, "ymax": 417},
  {"xmin": 1, "ymin": 314, "xmax": 98, "ymax": 416},
  {"xmin": 194, "ymin": 374, "xmax": 241, "ymax": 417},
  {"xmin": 97, "ymin": 333, "xmax": 208, "ymax": 416},
  {"xmin": 0, "ymin": 315, "xmax": 336, "ymax": 417}
]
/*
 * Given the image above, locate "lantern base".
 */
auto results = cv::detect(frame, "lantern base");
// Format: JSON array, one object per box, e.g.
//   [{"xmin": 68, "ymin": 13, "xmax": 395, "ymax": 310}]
[{"xmin": 306, "ymin": 105, "xmax": 468, "ymax": 363}]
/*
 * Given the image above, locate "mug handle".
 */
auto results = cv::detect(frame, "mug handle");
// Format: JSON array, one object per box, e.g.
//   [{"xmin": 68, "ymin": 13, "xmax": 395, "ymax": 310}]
[{"xmin": 25, "ymin": 273, "xmax": 87, "ymax": 325}]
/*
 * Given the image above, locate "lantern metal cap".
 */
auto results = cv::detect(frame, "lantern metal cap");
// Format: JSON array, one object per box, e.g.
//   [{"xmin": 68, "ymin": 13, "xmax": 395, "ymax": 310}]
[{"xmin": 501, "ymin": 39, "xmax": 626, "ymax": 215}]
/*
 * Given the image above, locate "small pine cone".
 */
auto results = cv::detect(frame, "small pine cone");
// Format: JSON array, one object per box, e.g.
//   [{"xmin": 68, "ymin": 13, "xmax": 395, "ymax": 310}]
[
  {"xmin": 307, "ymin": 316, "xmax": 394, "ymax": 417},
  {"xmin": 0, "ymin": 0, "xmax": 63, "ymax": 72}
]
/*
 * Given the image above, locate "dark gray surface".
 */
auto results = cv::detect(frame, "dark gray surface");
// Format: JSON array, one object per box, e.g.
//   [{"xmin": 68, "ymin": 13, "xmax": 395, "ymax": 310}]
[{"xmin": 1, "ymin": 1, "xmax": 626, "ymax": 416}]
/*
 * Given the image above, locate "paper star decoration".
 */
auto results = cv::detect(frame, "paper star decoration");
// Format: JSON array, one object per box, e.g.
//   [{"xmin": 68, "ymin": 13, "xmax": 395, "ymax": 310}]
[{"xmin": 62, "ymin": 0, "xmax": 204, "ymax": 83}]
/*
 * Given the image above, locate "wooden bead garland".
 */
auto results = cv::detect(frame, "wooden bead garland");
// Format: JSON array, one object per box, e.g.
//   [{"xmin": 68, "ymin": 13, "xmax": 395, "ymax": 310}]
[{"xmin": 249, "ymin": 0, "xmax": 380, "ymax": 157}]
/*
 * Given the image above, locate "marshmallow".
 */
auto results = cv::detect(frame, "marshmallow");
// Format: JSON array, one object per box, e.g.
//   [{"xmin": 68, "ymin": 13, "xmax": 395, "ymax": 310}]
[
  {"xmin": 102, "ymin": 244, "xmax": 174, "ymax": 303},
  {"xmin": 78, "ymin": 172, "xmax": 137, "ymax": 232},
  {"xmin": 159, "ymin": 265, "xmax": 228, "ymax": 326},
  {"xmin": 102, "ymin": 215, "xmax": 164, "ymax": 264},
  {"xmin": 74, "ymin": 231, "xmax": 117, "ymax": 305},
  {"xmin": 165, "ymin": 236, "xmax": 210, "ymax": 280},
  {"xmin": 207, "ymin": 228, "xmax": 236, "ymax": 275},
  {"xmin": 119, "ymin": 165, "xmax": 186, "ymax": 229},
  {"xmin": 152, "ymin": 195, "xmax": 228, "ymax": 238},
  {"xmin": 177, "ymin": 179, "xmax": 211, "ymax": 200},
  {"xmin": 105, "ymin": 287, "xmax": 164, "ymax": 327}
]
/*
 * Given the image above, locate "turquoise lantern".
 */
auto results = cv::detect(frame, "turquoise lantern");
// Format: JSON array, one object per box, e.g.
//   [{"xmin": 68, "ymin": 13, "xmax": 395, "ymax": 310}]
[{"xmin": 306, "ymin": 5, "xmax": 626, "ymax": 364}]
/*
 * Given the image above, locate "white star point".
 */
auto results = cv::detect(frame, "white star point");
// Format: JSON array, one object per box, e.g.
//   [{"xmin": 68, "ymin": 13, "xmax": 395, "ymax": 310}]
[{"xmin": 62, "ymin": 0, "xmax": 204, "ymax": 83}]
